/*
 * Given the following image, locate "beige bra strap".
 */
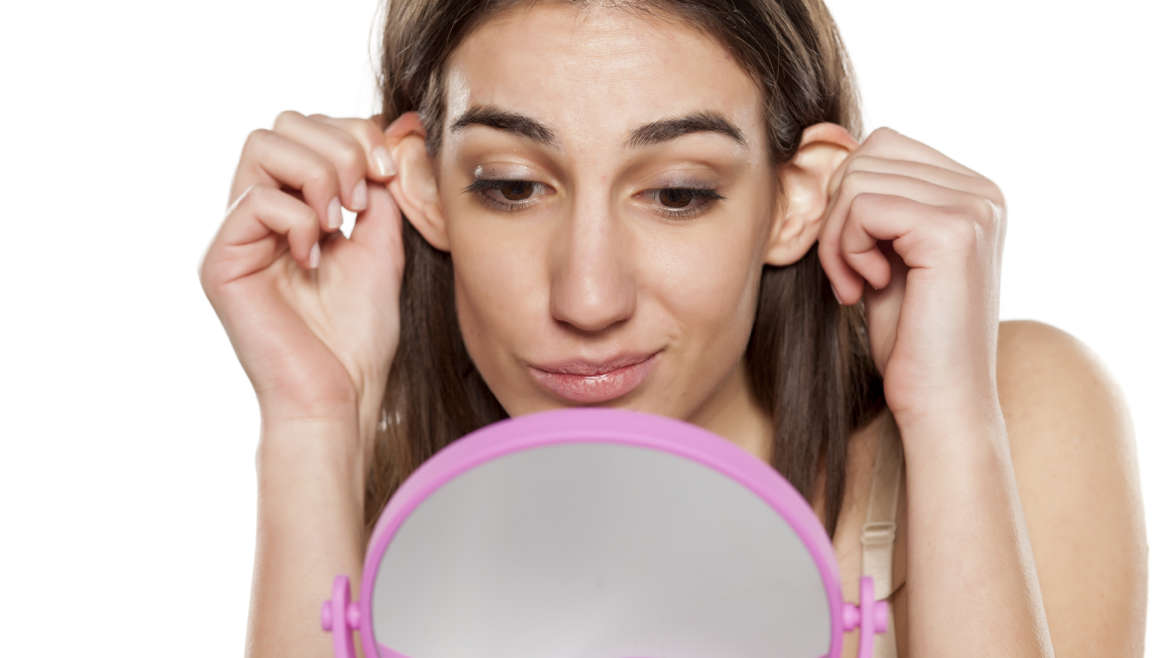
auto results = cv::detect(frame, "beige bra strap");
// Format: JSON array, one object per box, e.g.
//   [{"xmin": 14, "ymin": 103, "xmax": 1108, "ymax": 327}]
[
  {"xmin": 861, "ymin": 417, "xmax": 903, "ymax": 601},
  {"xmin": 862, "ymin": 418, "xmax": 904, "ymax": 657}
]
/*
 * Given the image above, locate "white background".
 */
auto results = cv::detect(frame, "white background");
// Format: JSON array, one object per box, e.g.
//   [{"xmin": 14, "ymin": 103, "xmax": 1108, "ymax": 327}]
[{"xmin": 1, "ymin": 0, "xmax": 1165, "ymax": 654}]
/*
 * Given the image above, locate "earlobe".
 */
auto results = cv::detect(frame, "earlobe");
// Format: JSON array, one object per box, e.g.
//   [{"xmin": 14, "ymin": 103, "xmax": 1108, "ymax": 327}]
[
  {"xmin": 762, "ymin": 122, "xmax": 858, "ymax": 266},
  {"xmin": 382, "ymin": 112, "xmax": 450, "ymax": 252}
]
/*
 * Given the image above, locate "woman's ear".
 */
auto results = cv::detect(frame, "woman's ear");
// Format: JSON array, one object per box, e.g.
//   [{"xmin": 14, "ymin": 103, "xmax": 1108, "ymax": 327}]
[
  {"xmin": 762, "ymin": 122, "xmax": 858, "ymax": 266},
  {"xmin": 382, "ymin": 111, "xmax": 451, "ymax": 252}
]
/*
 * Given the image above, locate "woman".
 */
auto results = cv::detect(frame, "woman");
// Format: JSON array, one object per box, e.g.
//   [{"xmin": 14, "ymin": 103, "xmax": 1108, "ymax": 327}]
[{"xmin": 199, "ymin": 1, "xmax": 1147, "ymax": 656}]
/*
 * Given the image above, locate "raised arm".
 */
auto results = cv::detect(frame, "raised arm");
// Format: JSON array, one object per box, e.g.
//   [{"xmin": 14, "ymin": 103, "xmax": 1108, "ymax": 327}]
[{"xmin": 247, "ymin": 416, "xmax": 368, "ymax": 658}]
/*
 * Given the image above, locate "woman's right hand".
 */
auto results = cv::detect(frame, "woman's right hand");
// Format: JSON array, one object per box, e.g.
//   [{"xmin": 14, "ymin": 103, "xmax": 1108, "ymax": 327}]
[{"xmin": 199, "ymin": 110, "xmax": 405, "ymax": 460}]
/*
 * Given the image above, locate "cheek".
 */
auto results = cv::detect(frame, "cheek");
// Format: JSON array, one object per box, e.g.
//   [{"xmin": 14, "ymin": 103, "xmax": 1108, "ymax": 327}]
[
  {"xmin": 650, "ymin": 230, "xmax": 759, "ymax": 324},
  {"xmin": 449, "ymin": 227, "xmax": 543, "ymax": 347}
]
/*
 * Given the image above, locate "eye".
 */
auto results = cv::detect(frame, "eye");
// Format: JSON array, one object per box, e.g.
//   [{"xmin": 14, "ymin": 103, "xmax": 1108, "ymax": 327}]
[
  {"xmin": 463, "ymin": 178, "xmax": 547, "ymax": 212},
  {"xmin": 463, "ymin": 178, "xmax": 726, "ymax": 219},
  {"xmin": 645, "ymin": 186, "xmax": 725, "ymax": 219}
]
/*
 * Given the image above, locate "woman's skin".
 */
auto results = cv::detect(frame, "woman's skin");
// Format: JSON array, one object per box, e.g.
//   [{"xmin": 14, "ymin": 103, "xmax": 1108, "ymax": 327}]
[
  {"xmin": 204, "ymin": 3, "xmax": 1144, "ymax": 657},
  {"xmin": 392, "ymin": 5, "xmax": 837, "ymax": 462}
]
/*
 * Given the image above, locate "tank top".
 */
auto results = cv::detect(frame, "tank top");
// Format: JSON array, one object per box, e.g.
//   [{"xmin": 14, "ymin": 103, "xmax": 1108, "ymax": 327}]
[{"xmin": 860, "ymin": 414, "xmax": 905, "ymax": 657}]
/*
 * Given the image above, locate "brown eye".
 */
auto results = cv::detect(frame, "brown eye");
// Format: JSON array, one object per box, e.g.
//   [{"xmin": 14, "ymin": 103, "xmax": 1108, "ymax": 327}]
[
  {"xmin": 497, "ymin": 180, "xmax": 535, "ymax": 201},
  {"xmin": 647, "ymin": 186, "xmax": 725, "ymax": 220},
  {"xmin": 658, "ymin": 188, "xmax": 696, "ymax": 209},
  {"xmin": 463, "ymin": 178, "xmax": 725, "ymax": 219},
  {"xmin": 463, "ymin": 178, "xmax": 547, "ymax": 213}
]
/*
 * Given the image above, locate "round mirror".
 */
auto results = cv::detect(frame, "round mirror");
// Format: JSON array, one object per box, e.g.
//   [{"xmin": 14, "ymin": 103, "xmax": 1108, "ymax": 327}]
[{"xmin": 321, "ymin": 408, "xmax": 888, "ymax": 657}]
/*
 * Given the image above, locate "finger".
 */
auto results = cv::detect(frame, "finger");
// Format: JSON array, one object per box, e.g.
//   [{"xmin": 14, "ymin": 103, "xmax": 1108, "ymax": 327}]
[
  {"xmin": 239, "ymin": 127, "xmax": 344, "ymax": 237},
  {"xmin": 227, "ymin": 131, "xmax": 280, "ymax": 208},
  {"xmin": 837, "ymin": 194, "xmax": 912, "ymax": 295},
  {"xmin": 818, "ymin": 170, "xmax": 979, "ymax": 300},
  {"xmin": 818, "ymin": 168, "xmax": 881, "ymax": 302},
  {"xmin": 212, "ymin": 185, "xmax": 323, "ymax": 279},
  {"xmin": 349, "ymin": 183, "xmax": 405, "ymax": 277},
  {"xmin": 858, "ymin": 126, "xmax": 981, "ymax": 178},
  {"xmin": 307, "ymin": 113, "xmax": 399, "ymax": 181},
  {"xmin": 274, "ymin": 110, "xmax": 369, "ymax": 214},
  {"xmin": 838, "ymin": 193, "xmax": 951, "ymax": 301},
  {"xmin": 843, "ymin": 155, "xmax": 998, "ymax": 200}
]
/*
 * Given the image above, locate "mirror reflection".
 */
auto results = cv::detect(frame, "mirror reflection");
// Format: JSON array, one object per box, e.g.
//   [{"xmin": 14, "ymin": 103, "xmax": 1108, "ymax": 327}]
[{"xmin": 371, "ymin": 441, "xmax": 830, "ymax": 657}]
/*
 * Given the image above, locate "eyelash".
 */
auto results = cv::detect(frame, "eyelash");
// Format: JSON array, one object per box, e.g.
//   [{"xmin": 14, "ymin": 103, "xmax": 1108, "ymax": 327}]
[{"xmin": 462, "ymin": 178, "xmax": 726, "ymax": 220}]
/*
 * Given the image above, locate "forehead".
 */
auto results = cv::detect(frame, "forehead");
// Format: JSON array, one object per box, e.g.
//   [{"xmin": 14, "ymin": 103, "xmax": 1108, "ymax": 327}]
[{"xmin": 443, "ymin": 3, "xmax": 763, "ymax": 154}]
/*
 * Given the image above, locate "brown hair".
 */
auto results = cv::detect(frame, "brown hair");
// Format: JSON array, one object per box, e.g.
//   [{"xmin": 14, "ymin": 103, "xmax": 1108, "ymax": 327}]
[{"xmin": 364, "ymin": 0, "xmax": 886, "ymax": 548}]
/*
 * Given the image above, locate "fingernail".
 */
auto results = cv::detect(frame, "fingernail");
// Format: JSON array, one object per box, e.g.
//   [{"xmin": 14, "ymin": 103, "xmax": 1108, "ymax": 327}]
[
  {"xmin": 372, "ymin": 146, "xmax": 397, "ymax": 177},
  {"xmin": 352, "ymin": 179, "xmax": 368, "ymax": 211},
  {"xmin": 328, "ymin": 197, "xmax": 342, "ymax": 230},
  {"xmin": 309, "ymin": 242, "xmax": 320, "ymax": 269}
]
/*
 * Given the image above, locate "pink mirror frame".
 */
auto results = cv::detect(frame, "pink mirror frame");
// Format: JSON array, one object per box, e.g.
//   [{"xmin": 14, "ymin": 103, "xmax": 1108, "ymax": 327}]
[{"xmin": 321, "ymin": 408, "xmax": 889, "ymax": 658}]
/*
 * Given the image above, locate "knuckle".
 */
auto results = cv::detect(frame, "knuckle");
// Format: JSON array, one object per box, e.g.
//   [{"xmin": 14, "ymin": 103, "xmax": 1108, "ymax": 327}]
[
  {"xmin": 983, "ymin": 196, "xmax": 1006, "ymax": 228},
  {"xmin": 273, "ymin": 109, "xmax": 303, "ymax": 130},
  {"xmin": 989, "ymin": 181, "xmax": 1006, "ymax": 207},
  {"xmin": 868, "ymin": 126, "xmax": 898, "ymax": 145},
  {"xmin": 978, "ymin": 196, "xmax": 999, "ymax": 224},
  {"xmin": 961, "ymin": 192, "xmax": 1001, "ymax": 230},
  {"xmin": 939, "ymin": 214, "xmax": 978, "ymax": 249},
  {"xmin": 971, "ymin": 175, "xmax": 1005, "ymax": 207},
  {"xmin": 305, "ymin": 159, "xmax": 339, "ymax": 195},
  {"xmin": 244, "ymin": 128, "xmax": 274, "ymax": 152},
  {"xmin": 339, "ymin": 142, "xmax": 366, "ymax": 179}
]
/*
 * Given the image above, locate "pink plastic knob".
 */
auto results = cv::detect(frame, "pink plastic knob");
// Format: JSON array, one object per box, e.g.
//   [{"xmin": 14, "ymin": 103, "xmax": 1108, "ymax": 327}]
[
  {"xmin": 843, "ymin": 602, "xmax": 860, "ymax": 631},
  {"xmin": 843, "ymin": 576, "xmax": 892, "ymax": 658},
  {"xmin": 321, "ymin": 575, "xmax": 358, "ymax": 658}
]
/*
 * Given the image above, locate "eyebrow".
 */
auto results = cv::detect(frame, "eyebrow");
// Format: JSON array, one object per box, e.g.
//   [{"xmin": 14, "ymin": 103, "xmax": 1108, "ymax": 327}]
[{"xmin": 449, "ymin": 103, "xmax": 748, "ymax": 151}]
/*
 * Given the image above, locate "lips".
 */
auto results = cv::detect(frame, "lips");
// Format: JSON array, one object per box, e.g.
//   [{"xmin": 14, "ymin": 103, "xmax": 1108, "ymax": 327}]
[
  {"xmin": 528, "ymin": 350, "xmax": 661, "ymax": 403},
  {"xmin": 533, "ymin": 351, "xmax": 659, "ymax": 376}
]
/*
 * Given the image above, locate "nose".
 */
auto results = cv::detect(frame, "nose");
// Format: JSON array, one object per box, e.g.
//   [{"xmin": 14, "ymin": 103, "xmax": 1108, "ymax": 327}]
[{"xmin": 548, "ymin": 210, "xmax": 636, "ymax": 334}]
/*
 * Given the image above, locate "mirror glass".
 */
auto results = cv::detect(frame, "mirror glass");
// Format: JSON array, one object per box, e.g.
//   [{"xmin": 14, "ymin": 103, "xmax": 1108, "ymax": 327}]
[{"xmin": 370, "ymin": 439, "xmax": 832, "ymax": 657}]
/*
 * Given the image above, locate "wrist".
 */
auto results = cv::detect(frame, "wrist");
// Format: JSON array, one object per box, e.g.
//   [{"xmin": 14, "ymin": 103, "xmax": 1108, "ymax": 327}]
[
  {"xmin": 257, "ymin": 415, "xmax": 367, "ymax": 510},
  {"xmin": 895, "ymin": 402, "xmax": 1010, "ymax": 465},
  {"xmin": 891, "ymin": 383, "xmax": 1004, "ymax": 437}
]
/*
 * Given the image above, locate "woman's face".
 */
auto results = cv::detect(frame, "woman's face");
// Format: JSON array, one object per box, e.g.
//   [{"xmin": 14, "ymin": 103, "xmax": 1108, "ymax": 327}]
[{"xmin": 420, "ymin": 3, "xmax": 795, "ymax": 438}]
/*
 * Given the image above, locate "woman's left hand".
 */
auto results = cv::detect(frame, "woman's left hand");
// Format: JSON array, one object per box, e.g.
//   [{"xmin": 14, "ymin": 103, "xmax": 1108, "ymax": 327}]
[{"xmin": 816, "ymin": 126, "xmax": 1008, "ymax": 434}]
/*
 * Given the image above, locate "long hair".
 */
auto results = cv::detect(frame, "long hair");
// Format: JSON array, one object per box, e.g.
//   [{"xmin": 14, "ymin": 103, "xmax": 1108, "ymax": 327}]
[{"xmin": 364, "ymin": 0, "xmax": 886, "ymax": 548}]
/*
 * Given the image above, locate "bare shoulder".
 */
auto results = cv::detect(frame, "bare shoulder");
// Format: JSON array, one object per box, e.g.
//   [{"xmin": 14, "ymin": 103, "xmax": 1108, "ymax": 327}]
[
  {"xmin": 993, "ymin": 319, "xmax": 1148, "ymax": 656},
  {"xmin": 995, "ymin": 319, "xmax": 1140, "ymax": 472}
]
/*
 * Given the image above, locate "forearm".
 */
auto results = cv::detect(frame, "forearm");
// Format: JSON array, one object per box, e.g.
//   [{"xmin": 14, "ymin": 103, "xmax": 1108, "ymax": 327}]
[
  {"xmin": 246, "ymin": 418, "xmax": 369, "ymax": 658},
  {"xmin": 899, "ymin": 407, "xmax": 1055, "ymax": 658}
]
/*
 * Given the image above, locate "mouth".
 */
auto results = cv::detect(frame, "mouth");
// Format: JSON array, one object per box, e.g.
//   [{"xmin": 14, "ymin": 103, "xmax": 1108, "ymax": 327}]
[{"xmin": 528, "ymin": 350, "xmax": 661, "ymax": 404}]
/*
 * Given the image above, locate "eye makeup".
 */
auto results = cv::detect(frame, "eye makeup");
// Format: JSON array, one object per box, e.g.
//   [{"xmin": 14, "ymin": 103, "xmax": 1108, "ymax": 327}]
[{"xmin": 461, "ymin": 167, "xmax": 727, "ymax": 220}]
